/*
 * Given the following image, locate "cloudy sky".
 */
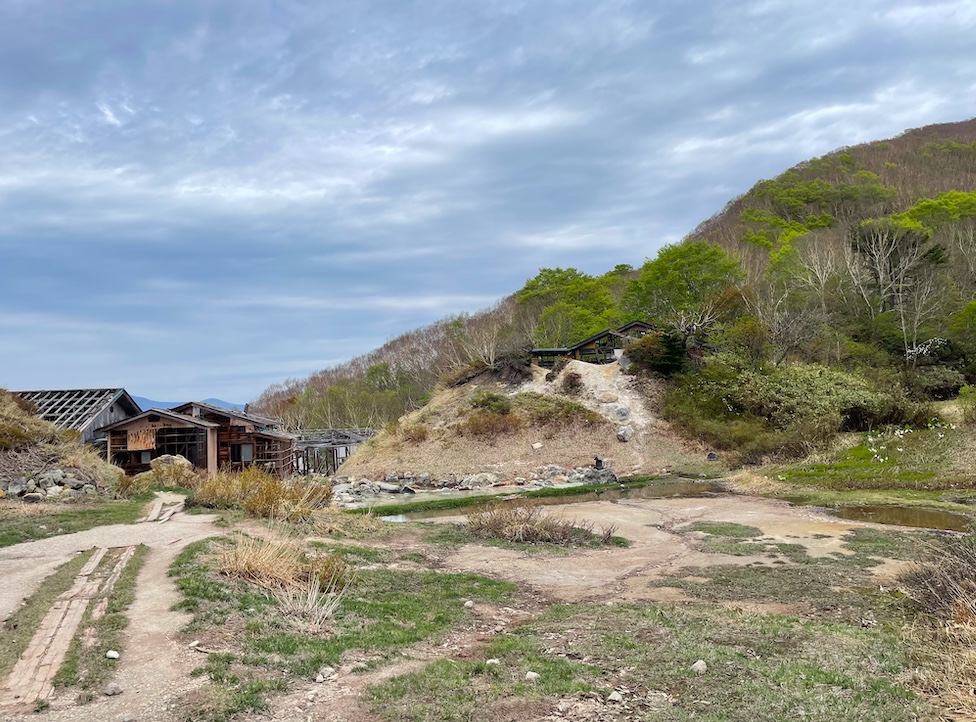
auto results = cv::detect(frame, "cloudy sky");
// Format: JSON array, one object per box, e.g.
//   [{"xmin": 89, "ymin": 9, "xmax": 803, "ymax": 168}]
[{"xmin": 2, "ymin": 0, "xmax": 975, "ymax": 402}]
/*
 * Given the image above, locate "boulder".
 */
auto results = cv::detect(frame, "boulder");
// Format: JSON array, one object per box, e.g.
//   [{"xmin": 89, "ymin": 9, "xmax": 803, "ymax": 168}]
[
  {"xmin": 614, "ymin": 405, "xmax": 631, "ymax": 421},
  {"xmin": 150, "ymin": 454, "xmax": 192, "ymax": 470},
  {"xmin": 616, "ymin": 426, "xmax": 634, "ymax": 442},
  {"xmin": 7, "ymin": 480, "xmax": 25, "ymax": 497},
  {"xmin": 65, "ymin": 477, "xmax": 87, "ymax": 490},
  {"xmin": 22, "ymin": 493, "xmax": 44, "ymax": 503},
  {"xmin": 82, "ymin": 484, "xmax": 97, "ymax": 496}
]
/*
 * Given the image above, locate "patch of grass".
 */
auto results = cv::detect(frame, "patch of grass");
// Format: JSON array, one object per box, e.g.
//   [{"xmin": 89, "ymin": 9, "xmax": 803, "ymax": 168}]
[
  {"xmin": 170, "ymin": 537, "xmax": 517, "ymax": 686},
  {"xmin": 464, "ymin": 504, "xmax": 621, "ymax": 546},
  {"xmin": 687, "ymin": 521, "xmax": 763, "ymax": 538},
  {"xmin": 0, "ymin": 550, "xmax": 94, "ymax": 681},
  {"xmin": 367, "ymin": 602, "xmax": 929, "ymax": 722},
  {"xmin": 0, "ymin": 496, "xmax": 151, "ymax": 548},
  {"xmin": 187, "ymin": 467, "xmax": 333, "ymax": 521},
  {"xmin": 307, "ymin": 541, "xmax": 391, "ymax": 565}
]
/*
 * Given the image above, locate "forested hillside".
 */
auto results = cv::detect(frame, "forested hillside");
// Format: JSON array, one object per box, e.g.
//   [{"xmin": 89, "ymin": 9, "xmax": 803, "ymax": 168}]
[{"xmin": 255, "ymin": 117, "xmax": 976, "ymax": 460}]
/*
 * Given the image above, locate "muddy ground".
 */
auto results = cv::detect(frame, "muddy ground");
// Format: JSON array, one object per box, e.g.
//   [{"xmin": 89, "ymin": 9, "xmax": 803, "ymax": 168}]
[{"xmin": 0, "ymin": 493, "xmax": 921, "ymax": 722}]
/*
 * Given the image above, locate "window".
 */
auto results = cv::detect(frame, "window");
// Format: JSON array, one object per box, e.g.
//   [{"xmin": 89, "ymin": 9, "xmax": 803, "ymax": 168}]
[
  {"xmin": 231, "ymin": 444, "xmax": 254, "ymax": 463},
  {"xmin": 140, "ymin": 451, "xmax": 152, "ymax": 465}
]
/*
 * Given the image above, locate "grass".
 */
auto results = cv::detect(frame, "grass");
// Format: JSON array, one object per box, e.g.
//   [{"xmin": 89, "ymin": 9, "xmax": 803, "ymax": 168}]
[
  {"xmin": 54, "ymin": 545, "xmax": 148, "ymax": 692},
  {"xmin": 366, "ymin": 602, "xmax": 929, "ymax": 722},
  {"xmin": 0, "ymin": 550, "xmax": 94, "ymax": 682},
  {"xmin": 659, "ymin": 527, "xmax": 930, "ymax": 624},
  {"xmin": 0, "ymin": 495, "xmax": 152, "ymax": 548},
  {"xmin": 169, "ymin": 535, "xmax": 517, "ymax": 713},
  {"xmin": 770, "ymin": 426, "xmax": 971, "ymax": 492}
]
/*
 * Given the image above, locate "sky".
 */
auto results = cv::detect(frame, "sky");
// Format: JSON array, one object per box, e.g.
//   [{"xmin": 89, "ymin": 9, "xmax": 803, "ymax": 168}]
[{"xmin": 2, "ymin": 0, "xmax": 975, "ymax": 403}]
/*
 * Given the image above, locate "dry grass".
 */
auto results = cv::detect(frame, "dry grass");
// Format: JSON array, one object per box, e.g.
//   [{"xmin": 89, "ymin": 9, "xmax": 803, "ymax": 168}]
[
  {"xmin": 465, "ymin": 504, "xmax": 617, "ymax": 545},
  {"xmin": 901, "ymin": 622, "xmax": 976, "ymax": 719},
  {"xmin": 900, "ymin": 534, "xmax": 976, "ymax": 622},
  {"xmin": 219, "ymin": 533, "xmax": 306, "ymax": 589},
  {"xmin": 190, "ymin": 467, "xmax": 333, "ymax": 520},
  {"xmin": 311, "ymin": 508, "xmax": 384, "ymax": 537}
]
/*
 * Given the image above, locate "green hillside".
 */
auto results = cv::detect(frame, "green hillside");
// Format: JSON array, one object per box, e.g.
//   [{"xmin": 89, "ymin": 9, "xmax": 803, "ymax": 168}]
[{"xmin": 255, "ymin": 117, "xmax": 976, "ymax": 463}]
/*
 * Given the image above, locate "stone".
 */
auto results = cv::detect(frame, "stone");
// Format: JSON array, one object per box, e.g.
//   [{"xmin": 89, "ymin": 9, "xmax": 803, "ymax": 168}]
[
  {"xmin": 315, "ymin": 674, "xmax": 325, "ymax": 683},
  {"xmin": 82, "ymin": 484, "xmax": 97, "ymax": 496},
  {"xmin": 486, "ymin": 658, "xmax": 500, "ymax": 666},
  {"xmin": 580, "ymin": 467, "xmax": 619, "ymax": 485},
  {"xmin": 8, "ymin": 479, "xmax": 26, "ymax": 496},
  {"xmin": 401, "ymin": 486, "xmax": 416, "ymax": 494},
  {"xmin": 616, "ymin": 426, "xmax": 634, "ymax": 442},
  {"xmin": 46, "ymin": 485, "xmax": 63, "ymax": 498},
  {"xmin": 65, "ymin": 477, "xmax": 87, "ymax": 490},
  {"xmin": 25, "ymin": 480, "xmax": 37, "ymax": 493},
  {"xmin": 614, "ymin": 405, "xmax": 631, "ymax": 420},
  {"xmin": 121, "ymin": 715, "xmax": 137, "ymax": 722},
  {"xmin": 150, "ymin": 454, "xmax": 192, "ymax": 470},
  {"xmin": 525, "ymin": 671, "xmax": 540, "ymax": 682},
  {"xmin": 319, "ymin": 666, "xmax": 336, "ymax": 678},
  {"xmin": 706, "ymin": 451, "xmax": 720, "ymax": 462},
  {"xmin": 607, "ymin": 691, "xmax": 623, "ymax": 703},
  {"xmin": 22, "ymin": 493, "xmax": 44, "ymax": 503},
  {"xmin": 690, "ymin": 659, "xmax": 707, "ymax": 675},
  {"xmin": 106, "ymin": 650, "xmax": 120, "ymax": 660},
  {"xmin": 531, "ymin": 442, "xmax": 543, "ymax": 450},
  {"xmin": 376, "ymin": 481, "xmax": 401, "ymax": 493},
  {"xmin": 463, "ymin": 600, "xmax": 475, "ymax": 609},
  {"xmin": 104, "ymin": 682, "xmax": 123, "ymax": 696}
]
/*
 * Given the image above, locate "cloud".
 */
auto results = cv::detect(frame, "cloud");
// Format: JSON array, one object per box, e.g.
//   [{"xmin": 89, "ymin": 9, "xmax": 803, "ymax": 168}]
[{"xmin": 0, "ymin": 0, "xmax": 974, "ymax": 400}]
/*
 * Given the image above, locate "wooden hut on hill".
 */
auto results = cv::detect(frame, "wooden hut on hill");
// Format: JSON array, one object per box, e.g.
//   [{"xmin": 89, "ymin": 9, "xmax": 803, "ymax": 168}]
[
  {"xmin": 531, "ymin": 321, "xmax": 656, "ymax": 368},
  {"xmin": 14, "ymin": 388, "xmax": 141, "ymax": 444}
]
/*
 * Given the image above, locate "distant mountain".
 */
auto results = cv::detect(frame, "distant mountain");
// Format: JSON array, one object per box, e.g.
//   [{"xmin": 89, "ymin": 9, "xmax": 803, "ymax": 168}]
[{"xmin": 131, "ymin": 396, "xmax": 244, "ymax": 412}]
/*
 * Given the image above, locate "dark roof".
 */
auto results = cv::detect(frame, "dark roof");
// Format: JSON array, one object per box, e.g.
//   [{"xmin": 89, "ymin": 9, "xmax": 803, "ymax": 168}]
[
  {"xmin": 98, "ymin": 407, "xmax": 221, "ymax": 432},
  {"xmin": 170, "ymin": 401, "xmax": 280, "ymax": 428},
  {"xmin": 14, "ymin": 388, "xmax": 141, "ymax": 433},
  {"xmin": 532, "ymin": 321, "xmax": 657, "ymax": 356},
  {"xmin": 531, "ymin": 348, "xmax": 570, "ymax": 354}
]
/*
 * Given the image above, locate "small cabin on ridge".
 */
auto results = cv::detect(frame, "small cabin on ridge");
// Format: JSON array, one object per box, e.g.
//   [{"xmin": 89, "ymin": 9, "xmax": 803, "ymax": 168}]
[{"xmin": 531, "ymin": 321, "xmax": 656, "ymax": 368}]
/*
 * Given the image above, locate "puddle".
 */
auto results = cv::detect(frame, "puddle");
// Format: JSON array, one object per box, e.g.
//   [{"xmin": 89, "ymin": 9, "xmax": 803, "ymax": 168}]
[
  {"xmin": 380, "ymin": 481, "xmax": 725, "ymax": 522},
  {"xmin": 828, "ymin": 505, "xmax": 971, "ymax": 531}
]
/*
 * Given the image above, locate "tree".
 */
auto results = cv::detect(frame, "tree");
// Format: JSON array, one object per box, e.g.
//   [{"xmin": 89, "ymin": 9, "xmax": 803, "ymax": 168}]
[
  {"xmin": 517, "ymin": 268, "xmax": 621, "ymax": 347},
  {"xmin": 622, "ymin": 242, "xmax": 743, "ymax": 347}
]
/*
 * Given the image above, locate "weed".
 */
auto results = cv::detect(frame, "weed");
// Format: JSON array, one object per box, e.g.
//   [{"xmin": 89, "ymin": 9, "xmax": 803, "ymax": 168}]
[
  {"xmin": 402, "ymin": 424, "xmax": 429, "ymax": 443},
  {"xmin": 471, "ymin": 390, "xmax": 513, "ymax": 415},
  {"xmin": 464, "ymin": 504, "xmax": 620, "ymax": 546},
  {"xmin": 188, "ymin": 467, "xmax": 332, "ymax": 520},
  {"xmin": 687, "ymin": 521, "xmax": 763, "ymax": 538},
  {"xmin": 899, "ymin": 533, "xmax": 976, "ymax": 622}
]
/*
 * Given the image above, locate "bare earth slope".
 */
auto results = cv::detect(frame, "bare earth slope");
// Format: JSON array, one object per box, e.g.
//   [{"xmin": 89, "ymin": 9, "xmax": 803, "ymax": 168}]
[{"xmin": 340, "ymin": 361, "xmax": 703, "ymax": 481}]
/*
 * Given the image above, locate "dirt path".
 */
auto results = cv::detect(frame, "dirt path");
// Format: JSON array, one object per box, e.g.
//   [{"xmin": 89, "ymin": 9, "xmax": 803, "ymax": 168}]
[{"xmin": 1, "ymin": 496, "xmax": 218, "ymax": 721}]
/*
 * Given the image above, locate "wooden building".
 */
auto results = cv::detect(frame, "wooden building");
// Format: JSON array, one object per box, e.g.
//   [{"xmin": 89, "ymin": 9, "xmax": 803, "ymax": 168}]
[
  {"xmin": 100, "ymin": 401, "xmax": 295, "ymax": 477},
  {"xmin": 294, "ymin": 428, "xmax": 375, "ymax": 475},
  {"xmin": 14, "ymin": 388, "xmax": 141, "ymax": 444},
  {"xmin": 531, "ymin": 321, "xmax": 656, "ymax": 368}
]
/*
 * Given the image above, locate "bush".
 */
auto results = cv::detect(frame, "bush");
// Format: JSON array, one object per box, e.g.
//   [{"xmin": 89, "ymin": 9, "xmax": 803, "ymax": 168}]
[
  {"xmin": 624, "ymin": 333, "xmax": 686, "ymax": 376},
  {"xmin": 471, "ymin": 390, "xmax": 512, "ymax": 415},
  {"xmin": 904, "ymin": 366, "xmax": 967, "ymax": 400},
  {"xmin": 402, "ymin": 424, "xmax": 429, "ymax": 443},
  {"xmin": 190, "ymin": 467, "xmax": 333, "ymax": 520},
  {"xmin": 512, "ymin": 392, "xmax": 604, "ymax": 427},
  {"xmin": 559, "ymin": 371, "xmax": 584, "ymax": 395},
  {"xmin": 465, "ymin": 504, "xmax": 617, "ymax": 545},
  {"xmin": 459, "ymin": 410, "xmax": 522, "ymax": 438},
  {"xmin": 960, "ymin": 385, "xmax": 976, "ymax": 424},
  {"xmin": 900, "ymin": 535, "xmax": 976, "ymax": 622}
]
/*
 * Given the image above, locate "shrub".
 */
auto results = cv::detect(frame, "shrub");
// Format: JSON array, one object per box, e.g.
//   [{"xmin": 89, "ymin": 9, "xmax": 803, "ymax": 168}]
[
  {"xmin": 465, "ymin": 504, "xmax": 617, "ymax": 545},
  {"xmin": 471, "ymin": 390, "xmax": 512, "ymax": 415},
  {"xmin": 402, "ymin": 424, "xmax": 429, "ymax": 443},
  {"xmin": 190, "ymin": 467, "xmax": 332, "ymax": 520},
  {"xmin": 625, "ymin": 332, "xmax": 686, "ymax": 376},
  {"xmin": 459, "ymin": 410, "xmax": 522, "ymax": 438},
  {"xmin": 904, "ymin": 366, "xmax": 967, "ymax": 400},
  {"xmin": 559, "ymin": 371, "xmax": 584, "ymax": 396},
  {"xmin": 960, "ymin": 385, "xmax": 976, "ymax": 424},
  {"xmin": 512, "ymin": 392, "xmax": 604, "ymax": 427}
]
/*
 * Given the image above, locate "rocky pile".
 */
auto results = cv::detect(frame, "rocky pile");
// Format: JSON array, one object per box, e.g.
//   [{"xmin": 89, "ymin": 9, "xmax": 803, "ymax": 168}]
[
  {"xmin": 0, "ymin": 466, "xmax": 101, "ymax": 503},
  {"xmin": 331, "ymin": 463, "xmax": 618, "ymax": 507}
]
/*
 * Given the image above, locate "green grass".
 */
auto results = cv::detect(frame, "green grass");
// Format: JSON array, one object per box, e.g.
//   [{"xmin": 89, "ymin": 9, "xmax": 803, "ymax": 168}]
[
  {"xmin": 54, "ymin": 545, "xmax": 148, "ymax": 692},
  {"xmin": 687, "ymin": 521, "xmax": 763, "ymax": 538},
  {"xmin": 0, "ymin": 550, "xmax": 94, "ymax": 681},
  {"xmin": 169, "ymin": 536, "xmax": 518, "ymax": 712},
  {"xmin": 366, "ymin": 603, "xmax": 929, "ymax": 722},
  {"xmin": 0, "ymin": 495, "xmax": 152, "ymax": 548}
]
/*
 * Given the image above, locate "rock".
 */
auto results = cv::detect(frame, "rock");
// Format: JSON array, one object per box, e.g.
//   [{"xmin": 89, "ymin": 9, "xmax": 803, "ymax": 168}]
[
  {"xmin": 8, "ymin": 478, "xmax": 26, "ymax": 496},
  {"xmin": 616, "ymin": 426, "xmax": 634, "ymax": 442},
  {"xmin": 614, "ymin": 405, "xmax": 631, "ymax": 420},
  {"xmin": 319, "ymin": 666, "xmax": 336, "ymax": 678},
  {"xmin": 375, "ymin": 481, "xmax": 401, "ymax": 493},
  {"xmin": 525, "ymin": 671, "xmax": 540, "ymax": 682},
  {"xmin": 690, "ymin": 659, "xmax": 707, "ymax": 675},
  {"xmin": 333, "ymin": 483, "xmax": 352, "ymax": 494},
  {"xmin": 531, "ymin": 442, "xmax": 543, "ymax": 450},
  {"xmin": 82, "ymin": 484, "xmax": 97, "ymax": 496},
  {"xmin": 607, "ymin": 691, "xmax": 623, "ymax": 703},
  {"xmin": 104, "ymin": 682, "xmax": 123, "ymax": 696},
  {"xmin": 315, "ymin": 674, "xmax": 325, "ymax": 683},
  {"xmin": 706, "ymin": 451, "xmax": 720, "ymax": 462},
  {"xmin": 45, "ymin": 485, "xmax": 63, "ymax": 499},
  {"xmin": 22, "ymin": 493, "xmax": 44, "ymax": 503},
  {"xmin": 121, "ymin": 715, "xmax": 136, "ymax": 722},
  {"xmin": 486, "ymin": 658, "xmax": 500, "ymax": 666},
  {"xmin": 401, "ymin": 486, "xmax": 417, "ymax": 494},
  {"xmin": 65, "ymin": 477, "xmax": 87, "ymax": 490},
  {"xmin": 579, "ymin": 467, "xmax": 619, "ymax": 485},
  {"xmin": 150, "ymin": 454, "xmax": 192, "ymax": 470},
  {"xmin": 106, "ymin": 650, "xmax": 120, "ymax": 660},
  {"xmin": 463, "ymin": 600, "xmax": 475, "ymax": 609},
  {"xmin": 598, "ymin": 393, "xmax": 619, "ymax": 403}
]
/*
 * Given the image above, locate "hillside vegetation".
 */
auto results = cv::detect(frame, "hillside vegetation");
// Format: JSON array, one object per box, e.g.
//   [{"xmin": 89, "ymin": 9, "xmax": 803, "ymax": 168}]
[{"xmin": 255, "ymin": 118, "xmax": 976, "ymax": 466}]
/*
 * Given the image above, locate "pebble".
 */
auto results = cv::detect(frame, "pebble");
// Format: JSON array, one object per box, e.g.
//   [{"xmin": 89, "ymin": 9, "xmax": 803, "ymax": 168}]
[
  {"xmin": 690, "ymin": 659, "xmax": 708, "ymax": 675},
  {"xmin": 463, "ymin": 600, "xmax": 474, "ymax": 609},
  {"xmin": 525, "ymin": 671, "xmax": 541, "ymax": 682},
  {"xmin": 320, "ymin": 666, "xmax": 336, "ymax": 677},
  {"xmin": 607, "ymin": 691, "xmax": 623, "ymax": 703},
  {"xmin": 104, "ymin": 682, "xmax": 123, "ymax": 696},
  {"xmin": 486, "ymin": 658, "xmax": 500, "ymax": 666},
  {"xmin": 106, "ymin": 650, "xmax": 120, "ymax": 660},
  {"xmin": 121, "ymin": 715, "xmax": 136, "ymax": 722},
  {"xmin": 315, "ymin": 674, "xmax": 324, "ymax": 683}
]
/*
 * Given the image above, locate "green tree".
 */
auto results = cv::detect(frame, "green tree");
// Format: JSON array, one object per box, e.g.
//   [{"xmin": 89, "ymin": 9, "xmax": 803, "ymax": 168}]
[{"xmin": 622, "ymin": 242, "xmax": 743, "ymax": 346}]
